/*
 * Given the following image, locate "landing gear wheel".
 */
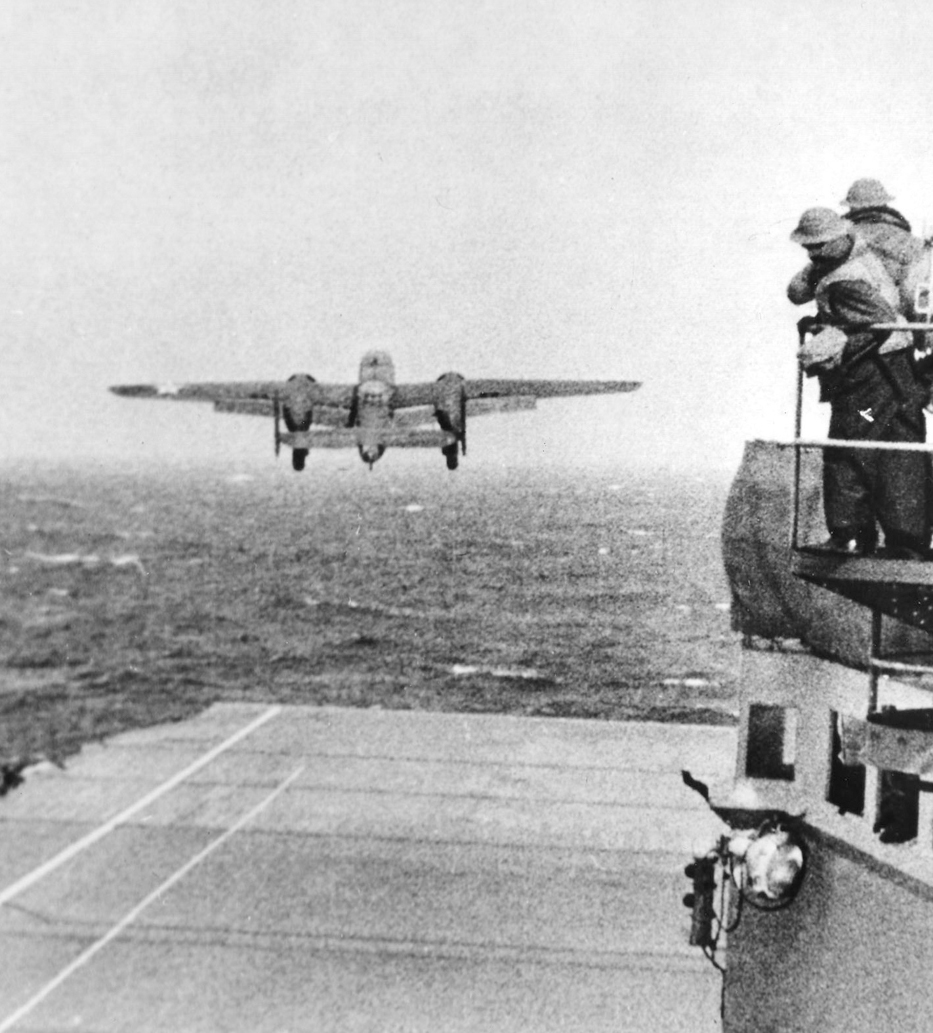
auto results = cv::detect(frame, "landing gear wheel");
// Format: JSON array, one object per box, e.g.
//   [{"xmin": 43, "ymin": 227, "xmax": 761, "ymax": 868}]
[
  {"xmin": 292, "ymin": 449, "xmax": 308, "ymax": 472},
  {"xmin": 443, "ymin": 444, "xmax": 459, "ymax": 471}
]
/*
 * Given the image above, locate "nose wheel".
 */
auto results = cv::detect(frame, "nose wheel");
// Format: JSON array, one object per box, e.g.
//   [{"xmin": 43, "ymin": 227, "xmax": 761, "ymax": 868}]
[
  {"xmin": 443, "ymin": 443, "xmax": 459, "ymax": 470},
  {"xmin": 292, "ymin": 449, "xmax": 308, "ymax": 472}
]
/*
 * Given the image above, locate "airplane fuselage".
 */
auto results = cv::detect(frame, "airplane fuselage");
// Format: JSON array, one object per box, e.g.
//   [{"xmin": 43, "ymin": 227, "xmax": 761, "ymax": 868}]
[{"xmin": 354, "ymin": 351, "xmax": 397, "ymax": 466}]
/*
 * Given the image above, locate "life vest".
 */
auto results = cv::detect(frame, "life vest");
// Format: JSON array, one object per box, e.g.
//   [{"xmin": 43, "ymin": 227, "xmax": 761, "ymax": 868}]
[{"xmin": 814, "ymin": 242, "xmax": 912, "ymax": 354}]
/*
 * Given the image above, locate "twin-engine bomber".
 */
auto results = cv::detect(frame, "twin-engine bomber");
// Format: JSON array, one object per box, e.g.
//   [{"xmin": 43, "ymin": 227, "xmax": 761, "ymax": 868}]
[{"xmin": 110, "ymin": 350, "xmax": 641, "ymax": 471}]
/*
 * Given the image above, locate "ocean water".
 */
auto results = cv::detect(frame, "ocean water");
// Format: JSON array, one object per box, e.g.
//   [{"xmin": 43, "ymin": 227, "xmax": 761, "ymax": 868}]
[{"xmin": 0, "ymin": 460, "xmax": 739, "ymax": 763}]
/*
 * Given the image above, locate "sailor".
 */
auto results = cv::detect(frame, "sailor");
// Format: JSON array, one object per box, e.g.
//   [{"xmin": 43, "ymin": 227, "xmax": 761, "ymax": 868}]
[
  {"xmin": 788, "ymin": 207, "xmax": 930, "ymax": 559},
  {"xmin": 840, "ymin": 181, "xmax": 933, "ymax": 537},
  {"xmin": 789, "ymin": 181, "xmax": 929, "ymax": 316},
  {"xmin": 840, "ymin": 178, "xmax": 924, "ymax": 286}
]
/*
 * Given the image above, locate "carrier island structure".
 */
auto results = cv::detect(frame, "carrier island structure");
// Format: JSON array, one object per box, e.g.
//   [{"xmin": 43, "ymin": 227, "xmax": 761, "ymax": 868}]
[{"xmin": 711, "ymin": 432, "xmax": 933, "ymax": 1033}]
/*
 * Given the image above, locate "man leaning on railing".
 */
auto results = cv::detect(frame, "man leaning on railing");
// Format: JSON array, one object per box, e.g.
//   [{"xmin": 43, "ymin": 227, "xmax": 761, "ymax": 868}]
[{"xmin": 787, "ymin": 206, "xmax": 931, "ymax": 560}]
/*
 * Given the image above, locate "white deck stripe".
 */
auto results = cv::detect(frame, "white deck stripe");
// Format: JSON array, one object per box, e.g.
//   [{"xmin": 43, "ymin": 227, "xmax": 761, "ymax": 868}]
[
  {"xmin": 0, "ymin": 705, "xmax": 282, "ymax": 907},
  {"xmin": 0, "ymin": 762, "xmax": 305, "ymax": 1032}
]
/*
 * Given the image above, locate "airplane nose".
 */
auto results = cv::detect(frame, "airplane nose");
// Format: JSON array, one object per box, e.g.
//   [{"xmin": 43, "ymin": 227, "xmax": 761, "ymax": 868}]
[{"xmin": 358, "ymin": 440, "xmax": 385, "ymax": 467}]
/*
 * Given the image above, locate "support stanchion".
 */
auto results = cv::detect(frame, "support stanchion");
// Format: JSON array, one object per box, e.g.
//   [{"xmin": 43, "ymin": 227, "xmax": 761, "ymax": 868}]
[
  {"xmin": 869, "ymin": 608, "xmax": 883, "ymax": 715},
  {"xmin": 792, "ymin": 333, "xmax": 805, "ymax": 551}
]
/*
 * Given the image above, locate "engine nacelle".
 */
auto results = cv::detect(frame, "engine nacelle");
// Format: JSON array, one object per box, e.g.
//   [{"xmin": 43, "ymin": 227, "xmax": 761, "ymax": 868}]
[
  {"xmin": 282, "ymin": 373, "xmax": 317, "ymax": 431},
  {"xmin": 276, "ymin": 373, "xmax": 317, "ymax": 472},
  {"xmin": 434, "ymin": 372, "xmax": 467, "ymax": 458}
]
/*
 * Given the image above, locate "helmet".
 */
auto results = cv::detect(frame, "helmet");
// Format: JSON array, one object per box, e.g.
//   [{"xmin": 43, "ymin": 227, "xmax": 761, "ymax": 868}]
[
  {"xmin": 841, "ymin": 178, "xmax": 894, "ymax": 209},
  {"xmin": 789, "ymin": 207, "xmax": 850, "ymax": 245}
]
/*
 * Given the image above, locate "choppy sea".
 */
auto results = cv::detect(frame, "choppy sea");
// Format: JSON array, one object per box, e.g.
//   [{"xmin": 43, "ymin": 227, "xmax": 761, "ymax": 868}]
[{"xmin": 0, "ymin": 460, "xmax": 739, "ymax": 763}]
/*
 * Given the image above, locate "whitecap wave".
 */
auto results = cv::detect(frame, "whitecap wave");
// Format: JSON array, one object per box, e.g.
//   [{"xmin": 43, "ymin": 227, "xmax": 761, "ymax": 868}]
[
  {"xmin": 451, "ymin": 663, "xmax": 545, "ymax": 680},
  {"xmin": 24, "ymin": 551, "xmax": 145, "ymax": 573},
  {"xmin": 25, "ymin": 552, "xmax": 99, "ymax": 567}
]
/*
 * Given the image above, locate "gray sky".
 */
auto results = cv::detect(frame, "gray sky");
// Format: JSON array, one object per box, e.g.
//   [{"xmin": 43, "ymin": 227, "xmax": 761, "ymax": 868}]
[{"xmin": 4, "ymin": 0, "xmax": 933, "ymax": 473}]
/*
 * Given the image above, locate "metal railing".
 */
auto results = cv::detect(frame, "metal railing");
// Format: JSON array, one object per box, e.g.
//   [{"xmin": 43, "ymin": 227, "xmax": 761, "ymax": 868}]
[{"xmin": 782, "ymin": 323, "xmax": 933, "ymax": 551}]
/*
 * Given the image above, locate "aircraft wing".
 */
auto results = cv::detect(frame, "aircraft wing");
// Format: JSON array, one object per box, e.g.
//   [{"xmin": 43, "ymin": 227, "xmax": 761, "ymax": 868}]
[
  {"xmin": 212, "ymin": 399, "xmax": 349, "ymax": 426},
  {"xmin": 392, "ymin": 397, "xmax": 538, "ymax": 427},
  {"xmin": 212, "ymin": 399, "xmax": 277, "ymax": 417},
  {"xmin": 391, "ymin": 406, "xmax": 439, "ymax": 428},
  {"xmin": 464, "ymin": 379, "xmax": 641, "ymax": 400},
  {"xmin": 466, "ymin": 395, "xmax": 538, "ymax": 415},
  {"xmin": 109, "ymin": 381, "xmax": 357, "ymax": 408},
  {"xmin": 393, "ymin": 378, "xmax": 640, "ymax": 408}
]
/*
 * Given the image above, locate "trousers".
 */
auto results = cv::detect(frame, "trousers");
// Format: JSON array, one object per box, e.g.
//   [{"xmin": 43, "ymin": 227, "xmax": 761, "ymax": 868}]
[{"xmin": 822, "ymin": 350, "xmax": 929, "ymax": 549}]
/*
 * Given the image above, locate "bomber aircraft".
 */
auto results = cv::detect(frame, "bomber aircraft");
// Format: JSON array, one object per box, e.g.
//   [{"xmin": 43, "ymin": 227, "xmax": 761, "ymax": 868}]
[{"xmin": 110, "ymin": 350, "xmax": 641, "ymax": 471}]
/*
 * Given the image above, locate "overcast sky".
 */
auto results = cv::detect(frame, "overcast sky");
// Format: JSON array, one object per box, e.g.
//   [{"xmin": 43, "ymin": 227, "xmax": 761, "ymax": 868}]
[{"xmin": 4, "ymin": 0, "xmax": 933, "ymax": 474}]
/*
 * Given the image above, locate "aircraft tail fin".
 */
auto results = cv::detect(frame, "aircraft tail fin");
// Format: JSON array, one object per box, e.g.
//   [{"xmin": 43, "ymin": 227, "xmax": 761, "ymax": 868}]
[
  {"xmin": 280, "ymin": 429, "xmax": 456, "ymax": 450},
  {"xmin": 380, "ymin": 429, "xmax": 457, "ymax": 448}
]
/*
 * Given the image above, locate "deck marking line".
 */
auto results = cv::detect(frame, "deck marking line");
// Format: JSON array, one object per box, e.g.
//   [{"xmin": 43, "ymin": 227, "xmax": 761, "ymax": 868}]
[
  {"xmin": 0, "ymin": 704, "xmax": 282, "ymax": 907},
  {"xmin": 0, "ymin": 762, "xmax": 305, "ymax": 1032}
]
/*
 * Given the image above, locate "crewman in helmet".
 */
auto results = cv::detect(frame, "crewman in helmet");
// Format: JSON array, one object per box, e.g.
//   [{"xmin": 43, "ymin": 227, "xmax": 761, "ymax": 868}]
[
  {"xmin": 788, "ymin": 206, "xmax": 930, "ymax": 559},
  {"xmin": 841, "ymin": 182, "xmax": 933, "ymax": 544},
  {"xmin": 840, "ymin": 178, "xmax": 927, "ymax": 315}
]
